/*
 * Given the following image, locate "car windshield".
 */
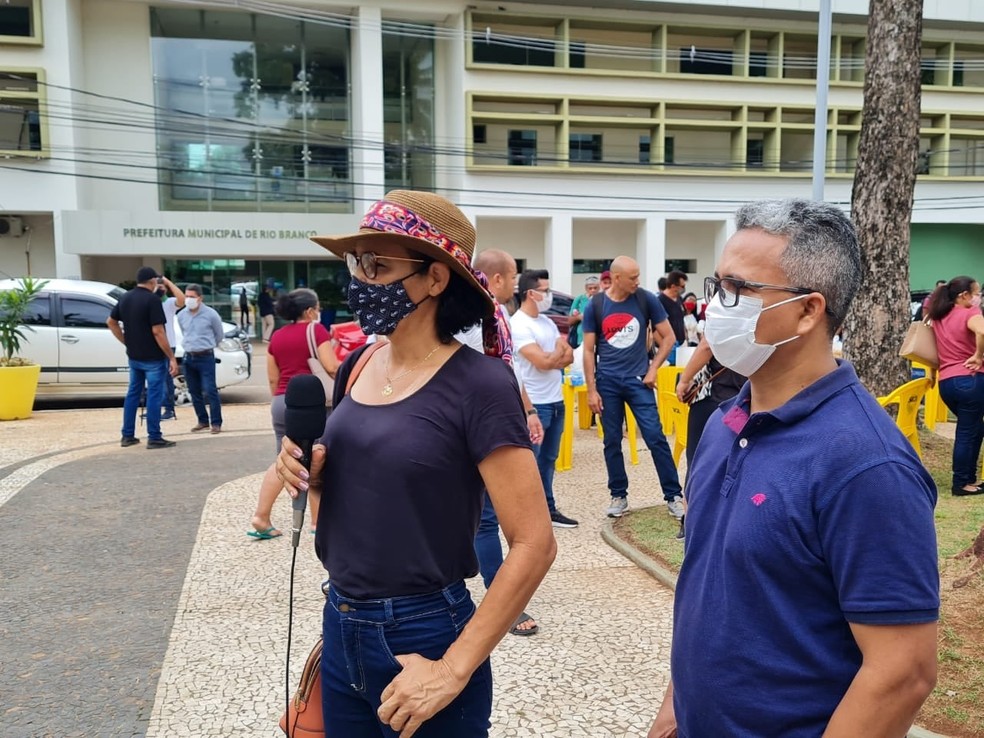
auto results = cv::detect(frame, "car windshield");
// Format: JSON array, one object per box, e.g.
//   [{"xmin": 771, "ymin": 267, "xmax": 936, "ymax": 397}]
[{"xmin": 106, "ymin": 286, "xmax": 126, "ymax": 301}]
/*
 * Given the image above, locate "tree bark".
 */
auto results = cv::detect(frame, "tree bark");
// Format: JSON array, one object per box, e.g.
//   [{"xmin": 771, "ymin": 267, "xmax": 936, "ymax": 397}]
[
  {"xmin": 843, "ymin": 0, "xmax": 923, "ymax": 397},
  {"xmin": 953, "ymin": 525, "xmax": 984, "ymax": 589}
]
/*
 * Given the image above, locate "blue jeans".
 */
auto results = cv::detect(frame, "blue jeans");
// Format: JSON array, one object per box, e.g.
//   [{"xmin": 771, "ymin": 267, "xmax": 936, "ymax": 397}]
[
  {"xmin": 122, "ymin": 358, "xmax": 167, "ymax": 441},
  {"xmin": 939, "ymin": 374, "xmax": 984, "ymax": 489},
  {"xmin": 533, "ymin": 400, "xmax": 565, "ymax": 514},
  {"xmin": 183, "ymin": 352, "xmax": 222, "ymax": 427},
  {"xmin": 322, "ymin": 581, "xmax": 492, "ymax": 737},
  {"xmin": 597, "ymin": 373, "xmax": 682, "ymax": 502},
  {"xmin": 473, "ymin": 491, "xmax": 502, "ymax": 589}
]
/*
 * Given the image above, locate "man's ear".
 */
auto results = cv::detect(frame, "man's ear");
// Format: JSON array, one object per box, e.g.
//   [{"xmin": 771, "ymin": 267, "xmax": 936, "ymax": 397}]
[{"xmin": 798, "ymin": 293, "xmax": 828, "ymax": 334}]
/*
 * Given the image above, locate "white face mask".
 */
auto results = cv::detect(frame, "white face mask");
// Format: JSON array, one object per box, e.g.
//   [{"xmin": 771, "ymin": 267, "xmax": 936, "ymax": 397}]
[
  {"xmin": 703, "ymin": 289, "xmax": 806, "ymax": 377},
  {"xmin": 186, "ymin": 297, "xmax": 200, "ymax": 311},
  {"xmin": 536, "ymin": 291, "xmax": 553, "ymax": 314}
]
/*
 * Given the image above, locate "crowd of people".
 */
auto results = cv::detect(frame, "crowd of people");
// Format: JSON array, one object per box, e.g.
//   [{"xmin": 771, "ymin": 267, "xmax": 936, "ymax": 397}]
[{"xmin": 107, "ymin": 191, "xmax": 954, "ymax": 737}]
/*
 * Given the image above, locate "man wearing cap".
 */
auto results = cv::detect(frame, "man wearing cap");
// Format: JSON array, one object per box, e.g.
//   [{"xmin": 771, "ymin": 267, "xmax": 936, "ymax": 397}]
[
  {"xmin": 600, "ymin": 269, "xmax": 612, "ymax": 291},
  {"xmin": 177, "ymin": 284, "xmax": 225, "ymax": 434},
  {"xmin": 568, "ymin": 275, "xmax": 601, "ymax": 348},
  {"xmin": 107, "ymin": 267, "xmax": 178, "ymax": 449}
]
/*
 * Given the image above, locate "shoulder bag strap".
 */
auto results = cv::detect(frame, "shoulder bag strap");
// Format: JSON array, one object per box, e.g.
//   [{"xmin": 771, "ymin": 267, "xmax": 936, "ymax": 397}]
[
  {"xmin": 306, "ymin": 320, "xmax": 319, "ymax": 361},
  {"xmin": 345, "ymin": 341, "xmax": 385, "ymax": 395}
]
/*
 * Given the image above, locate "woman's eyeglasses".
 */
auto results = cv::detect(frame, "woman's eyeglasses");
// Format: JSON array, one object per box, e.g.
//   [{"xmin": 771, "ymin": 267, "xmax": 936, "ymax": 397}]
[{"xmin": 345, "ymin": 251, "xmax": 426, "ymax": 280}]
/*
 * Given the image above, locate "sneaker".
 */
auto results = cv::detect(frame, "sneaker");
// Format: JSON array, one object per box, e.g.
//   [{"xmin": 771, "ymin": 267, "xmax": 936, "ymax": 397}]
[
  {"xmin": 550, "ymin": 510, "xmax": 579, "ymax": 528},
  {"xmin": 160, "ymin": 410, "xmax": 176, "ymax": 420},
  {"xmin": 666, "ymin": 496, "xmax": 685, "ymax": 520},
  {"xmin": 190, "ymin": 423, "xmax": 209, "ymax": 432},
  {"xmin": 147, "ymin": 438, "xmax": 176, "ymax": 449},
  {"xmin": 675, "ymin": 515, "xmax": 686, "ymax": 541},
  {"xmin": 606, "ymin": 496, "xmax": 629, "ymax": 518},
  {"xmin": 210, "ymin": 425, "xmax": 222, "ymax": 434},
  {"xmin": 120, "ymin": 436, "xmax": 140, "ymax": 447}
]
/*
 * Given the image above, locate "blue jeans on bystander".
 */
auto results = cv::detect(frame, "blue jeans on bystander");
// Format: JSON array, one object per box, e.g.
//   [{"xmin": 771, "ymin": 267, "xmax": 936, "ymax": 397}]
[
  {"xmin": 473, "ymin": 491, "xmax": 502, "ymax": 589},
  {"xmin": 939, "ymin": 373, "xmax": 984, "ymax": 490},
  {"xmin": 321, "ymin": 580, "xmax": 492, "ymax": 737},
  {"xmin": 122, "ymin": 358, "xmax": 168, "ymax": 441},
  {"xmin": 597, "ymin": 372, "xmax": 682, "ymax": 502},
  {"xmin": 532, "ymin": 400, "xmax": 565, "ymax": 514},
  {"xmin": 183, "ymin": 352, "xmax": 222, "ymax": 427}
]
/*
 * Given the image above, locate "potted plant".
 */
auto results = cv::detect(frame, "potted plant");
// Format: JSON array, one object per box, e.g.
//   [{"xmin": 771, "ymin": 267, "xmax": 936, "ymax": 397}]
[{"xmin": 0, "ymin": 277, "xmax": 48, "ymax": 420}]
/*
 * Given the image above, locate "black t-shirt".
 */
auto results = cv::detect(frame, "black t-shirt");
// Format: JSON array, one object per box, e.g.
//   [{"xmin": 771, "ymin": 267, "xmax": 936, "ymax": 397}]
[
  {"xmin": 658, "ymin": 292, "xmax": 686, "ymax": 344},
  {"xmin": 110, "ymin": 287, "xmax": 166, "ymax": 361},
  {"xmin": 258, "ymin": 291, "xmax": 274, "ymax": 317},
  {"xmin": 316, "ymin": 344, "xmax": 531, "ymax": 599}
]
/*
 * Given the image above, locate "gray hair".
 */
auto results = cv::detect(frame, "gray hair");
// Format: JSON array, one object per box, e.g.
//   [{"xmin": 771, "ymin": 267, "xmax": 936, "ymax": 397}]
[{"xmin": 735, "ymin": 199, "xmax": 860, "ymax": 334}]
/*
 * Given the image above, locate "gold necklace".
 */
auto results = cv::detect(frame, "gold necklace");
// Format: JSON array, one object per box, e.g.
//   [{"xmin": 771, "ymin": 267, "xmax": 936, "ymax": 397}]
[{"xmin": 382, "ymin": 345, "xmax": 441, "ymax": 397}]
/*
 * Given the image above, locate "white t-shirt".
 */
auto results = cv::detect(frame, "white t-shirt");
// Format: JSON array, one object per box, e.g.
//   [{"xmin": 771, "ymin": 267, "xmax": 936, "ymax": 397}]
[
  {"xmin": 454, "ymin": 308, "xmax": 525, "ymax": 388},
  {"xmin": 510, "ymin": 309, "xmax": 563, "ymax": 403},
  {"xmin": 162, "ymin": 297, "xmax": 178, "ymax": 348}
]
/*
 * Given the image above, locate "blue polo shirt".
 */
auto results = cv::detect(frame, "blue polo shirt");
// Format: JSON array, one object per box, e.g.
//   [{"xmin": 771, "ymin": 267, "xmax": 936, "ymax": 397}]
[{"xmin": 673, "ymin": 361, "xmax": 939, "ymax": 738}]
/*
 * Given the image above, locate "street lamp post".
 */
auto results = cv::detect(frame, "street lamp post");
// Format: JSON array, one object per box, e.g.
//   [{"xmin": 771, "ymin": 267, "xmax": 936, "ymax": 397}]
[{"xmin": 812, "ymin": 0, "xmax": 833, "ymax": 201}]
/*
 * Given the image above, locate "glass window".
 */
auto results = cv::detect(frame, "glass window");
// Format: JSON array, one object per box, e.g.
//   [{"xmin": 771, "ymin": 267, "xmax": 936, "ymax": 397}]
[
  {"xmin": 0, "ymin": 0, "xmax": 39, "ymax": 42},
  {"xmin": 23, "ymin": 295, "xmax": 50, "ymax": 325},
  {"xmin": 151, "ymin": 7, "xmax": 351, "ymax": 212},
  {"xmin": 472, "ymin": 18, "xmax": 558, "ymax": 67},
  {"xmin": 383, "ymin": 32, "xmax": 434, "ymax": 191},
  {"xmin": 62, "ymin": 298, "xmax": 112, "ymax": 329},
  {"xmin": 569, "ymin": 133, "xmax": 602, "ymax": 163},
  {"xmin": 0, "ymin": 71, "xmax": 43, "ymax": 154},
  {"xmin": 508, "ymin": 130, "xmax": 537, "ymax": 166}
]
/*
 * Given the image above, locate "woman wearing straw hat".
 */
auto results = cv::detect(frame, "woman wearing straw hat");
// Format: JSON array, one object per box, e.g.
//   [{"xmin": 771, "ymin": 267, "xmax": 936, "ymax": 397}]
[{"xmin": 276, "ymin": 190, "xmax": 557, "ymax": 737}]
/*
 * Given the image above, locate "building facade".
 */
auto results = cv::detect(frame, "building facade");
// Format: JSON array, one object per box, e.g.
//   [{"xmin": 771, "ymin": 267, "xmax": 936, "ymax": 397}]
[{"xmin": 1, "ymin": 0, "xmax": 983, "ymax": 321}]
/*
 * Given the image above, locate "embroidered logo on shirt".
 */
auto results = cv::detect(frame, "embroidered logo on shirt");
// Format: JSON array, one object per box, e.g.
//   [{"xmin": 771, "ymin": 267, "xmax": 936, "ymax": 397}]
[{"xmin": 750, "ymin": 493, "xmax": 767, "ymax": 507}]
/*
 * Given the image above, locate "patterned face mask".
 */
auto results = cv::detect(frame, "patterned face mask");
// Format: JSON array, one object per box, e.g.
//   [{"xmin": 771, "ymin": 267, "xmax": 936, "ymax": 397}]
[{"xmin": 347, "ymin": 274, "xmax": 427, "ymax": 336}]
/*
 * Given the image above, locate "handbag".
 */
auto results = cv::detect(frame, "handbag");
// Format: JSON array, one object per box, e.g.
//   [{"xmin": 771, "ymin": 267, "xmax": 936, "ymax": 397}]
[
  {"xmin": 899, "ymin": 319, "xmax": 939, "ymax": 368},
  {"xmin": 306, "ymin": 321, "xmax": 334, "ymax": 406},
  {"xmin": 279, "ymin": 638, "xmax": 324, "ymax": 738},
  {"xmin": 681, "ymin": 367, "xmax": 726, "ymax": 405},
  {"xmin": 278, "ymin": 342, "xmax": 385, "ymax": 737}
]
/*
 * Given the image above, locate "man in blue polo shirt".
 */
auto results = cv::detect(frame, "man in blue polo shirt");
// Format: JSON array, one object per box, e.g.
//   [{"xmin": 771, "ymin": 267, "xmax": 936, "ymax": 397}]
[{"xmin": 648, "ymin": 200, "xmax": 939, "ymax": 738}]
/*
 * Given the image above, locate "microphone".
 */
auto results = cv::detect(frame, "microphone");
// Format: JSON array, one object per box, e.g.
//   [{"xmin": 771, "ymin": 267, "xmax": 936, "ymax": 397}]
[{"xmin": 284, "ymin": 374, "xmax": 327, "ymax": 548}]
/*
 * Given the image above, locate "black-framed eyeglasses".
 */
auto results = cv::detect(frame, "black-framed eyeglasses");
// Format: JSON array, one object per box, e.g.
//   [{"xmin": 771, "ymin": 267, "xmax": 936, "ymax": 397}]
[
  {"xmin": 704, "ymin": 276, "xmax": 817, "ymax": 309},
  {"xmin": 345, "ymin": 251, "xmax": 426, "ymax": 280}
]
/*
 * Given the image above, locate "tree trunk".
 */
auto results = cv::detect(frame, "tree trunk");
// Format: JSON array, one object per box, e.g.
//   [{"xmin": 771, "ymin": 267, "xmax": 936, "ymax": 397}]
[
  {"xmin": 843, "ymin": 0, "xmax": 923, "ymax": 397},
  {"xmin": 953, "ymin": 525, "xmax": 984, "ymax": 588}
]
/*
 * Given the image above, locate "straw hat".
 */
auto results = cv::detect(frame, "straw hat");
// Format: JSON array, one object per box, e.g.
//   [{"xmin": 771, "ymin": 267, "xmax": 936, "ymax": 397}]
[{"xmin": 310, "ymin": 190, "xmax": 494, "ymax": 316}]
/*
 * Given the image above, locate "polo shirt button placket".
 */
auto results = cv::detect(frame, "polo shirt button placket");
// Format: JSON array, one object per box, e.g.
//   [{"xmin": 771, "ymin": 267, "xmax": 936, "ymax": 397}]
[{"xmin": 739, "ymin": 438, "xmax": 748, "ymax": 449}]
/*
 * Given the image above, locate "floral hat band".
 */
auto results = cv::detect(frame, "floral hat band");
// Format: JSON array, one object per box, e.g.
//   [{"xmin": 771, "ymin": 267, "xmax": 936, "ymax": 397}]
[{"xmin": 361, "ymin": 200, "xmax": 474, "ymax": 273}]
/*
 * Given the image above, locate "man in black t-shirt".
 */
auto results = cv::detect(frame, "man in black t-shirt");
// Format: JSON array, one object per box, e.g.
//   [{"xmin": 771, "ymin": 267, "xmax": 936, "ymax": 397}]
[
  {"xmin": 657, "ymin": 269, "xmax": 687, "ymax": 364},
  {"xmin": 107, "ymin": 266, "xmax": 179, "ymax": 449}
]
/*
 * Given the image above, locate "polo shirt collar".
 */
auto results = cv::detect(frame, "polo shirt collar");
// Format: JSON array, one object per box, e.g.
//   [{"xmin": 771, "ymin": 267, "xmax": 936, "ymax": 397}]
[{"xmin": 722, "ymin": 360, "xmax": 858, "ymax": 432}]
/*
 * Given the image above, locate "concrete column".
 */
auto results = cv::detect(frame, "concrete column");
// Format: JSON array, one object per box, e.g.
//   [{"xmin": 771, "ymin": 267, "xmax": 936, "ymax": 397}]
[
  {"xmin": 351, "ymin": 6, "xmax": 385, "ymax": 207},
  {"xmin": 435, "ymin": 12, "xmax": 466, "ymax": 199},
  {"xmin": 53, "ymin": 214, "xmax": 82, "ymax": 278},
  {"xmin": 713, "ymin": 218, "xmax": 736, "ymax": 267},
  {"xmin": 546, "ymin": 215, "xmax": 573, "ymax": 294},
  {"xmin": 637, "ymin": 216, "xmax": 667, "ymax": 293}
]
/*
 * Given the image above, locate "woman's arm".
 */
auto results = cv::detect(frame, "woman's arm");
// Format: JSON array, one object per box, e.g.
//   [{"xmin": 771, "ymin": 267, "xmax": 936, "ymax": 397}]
[
  {"xmin": 317, "ymin": 339, "xmax": 341, "ymax": 379},
  {"xmin": 376, "ymin": 445, "xmax": 556, "ymax": 737},
  {"xmin": 676, "ymin": 336, "xmax": 714, "ymax": 401},
  {"xmin": 266, "ymin": 352, "xmax": 280, "ymax": 396}
]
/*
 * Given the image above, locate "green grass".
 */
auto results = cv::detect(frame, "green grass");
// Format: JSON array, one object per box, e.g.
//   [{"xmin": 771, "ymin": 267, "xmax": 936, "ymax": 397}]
[{"xmin": 611, "ymin": 421, "xmax": 984, "ymax": 738}]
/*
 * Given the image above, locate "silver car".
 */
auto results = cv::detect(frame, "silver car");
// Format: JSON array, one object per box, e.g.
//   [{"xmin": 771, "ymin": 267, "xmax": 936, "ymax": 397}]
[{"xmin": 0, "ymin": 278, "xmax": 251, "ymax": 398}]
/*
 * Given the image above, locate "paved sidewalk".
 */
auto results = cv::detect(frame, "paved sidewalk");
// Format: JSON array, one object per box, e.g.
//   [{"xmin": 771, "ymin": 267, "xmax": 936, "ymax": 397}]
[{"xmin": 0, "ymin": 404, "xmax": 677, "ymax": 737}]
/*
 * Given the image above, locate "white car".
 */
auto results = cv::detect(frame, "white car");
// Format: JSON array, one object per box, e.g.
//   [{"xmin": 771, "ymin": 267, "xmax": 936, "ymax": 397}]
[{"xmin": 0, "ymin": 278, "xmax": 251, "ymax": 398}]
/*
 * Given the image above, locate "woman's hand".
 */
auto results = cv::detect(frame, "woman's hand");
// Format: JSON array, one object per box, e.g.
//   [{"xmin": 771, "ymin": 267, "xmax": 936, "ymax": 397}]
[
  {"xmin": 377, "ymin": 654, "xmax": 467, "ymax": 737},
  {"xmin": 276, "ymin": 436, "xmax": 326, "ymax": 499},
  {"xmin": 675, "ymin": 378, "xmax": 691, "ymax": 403},
  {"xmin": 963, "ymin": 355, "xmax": 982, "ymax": 373}
]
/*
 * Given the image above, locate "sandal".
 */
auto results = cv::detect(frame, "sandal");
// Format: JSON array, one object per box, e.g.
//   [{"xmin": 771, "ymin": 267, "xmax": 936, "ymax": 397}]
[{"xmin": 509, "ymin": 612, "xmax": 539, "ymax": 637}]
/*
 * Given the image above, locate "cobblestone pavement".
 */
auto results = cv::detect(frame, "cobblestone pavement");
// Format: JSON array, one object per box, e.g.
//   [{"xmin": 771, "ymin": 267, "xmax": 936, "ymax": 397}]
[{"xmin": 0, "ymin": 403, "xmax": 676, "ymax": 737}]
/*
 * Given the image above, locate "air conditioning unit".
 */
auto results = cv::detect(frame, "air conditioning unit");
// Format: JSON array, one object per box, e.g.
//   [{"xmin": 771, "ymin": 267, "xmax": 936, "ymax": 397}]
[{"xmin": 0, "ymin": 216, "xmax": 24, "ymax": 238}]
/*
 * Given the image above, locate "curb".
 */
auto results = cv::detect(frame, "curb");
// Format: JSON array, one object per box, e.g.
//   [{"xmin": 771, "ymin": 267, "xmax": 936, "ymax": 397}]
[{"xmin": 600, "ymin": 518, "xmax": 952, "ymax": 738}]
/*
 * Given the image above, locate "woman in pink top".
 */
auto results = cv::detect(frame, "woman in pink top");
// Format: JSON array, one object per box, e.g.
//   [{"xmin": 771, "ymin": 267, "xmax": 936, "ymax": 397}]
[{"xmin": 928, "ymin": 276, "xmax": 984, "ymax": 496}]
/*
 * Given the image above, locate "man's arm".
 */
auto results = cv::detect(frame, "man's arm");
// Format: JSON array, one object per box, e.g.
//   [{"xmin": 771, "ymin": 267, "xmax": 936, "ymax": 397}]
[
  {"xmin": 162, "ymin": 277, "xmax": 185, "ymax": 308},
  {"xmin": 152, "ymin": 324, "xmax": 179, "ymax": 377},
  {"xmin": 210, "ymin": 311, "xmax": 225, "ymax": 345},
  {"xmin": 107, "ymin": 317, "xmax": 125, "ymax": 345},
  {"xmin": 518, "ymin": 342, "xmax": 571, "ymax": 371},
  {"xmin": 822, "ymin": 622, "xmax": 937, "ymax": 738}
]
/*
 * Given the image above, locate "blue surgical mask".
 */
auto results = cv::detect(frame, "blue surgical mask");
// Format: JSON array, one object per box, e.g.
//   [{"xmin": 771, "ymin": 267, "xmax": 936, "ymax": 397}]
[{"xmin": 347, "ymin": 275, "xmax": 427, "ymax": 336}]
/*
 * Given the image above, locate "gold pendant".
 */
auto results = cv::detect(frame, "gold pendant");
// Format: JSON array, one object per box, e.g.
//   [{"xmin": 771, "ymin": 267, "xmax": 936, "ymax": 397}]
[{"xmin": 381, "ymin": 384, "xmax": 393, "ymax": 397}]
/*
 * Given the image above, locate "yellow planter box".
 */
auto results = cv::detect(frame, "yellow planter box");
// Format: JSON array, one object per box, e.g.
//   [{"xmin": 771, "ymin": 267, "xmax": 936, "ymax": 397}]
[{"xmin": 0, "ymin": 364, "xmax": 41, "ymax": 420}]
